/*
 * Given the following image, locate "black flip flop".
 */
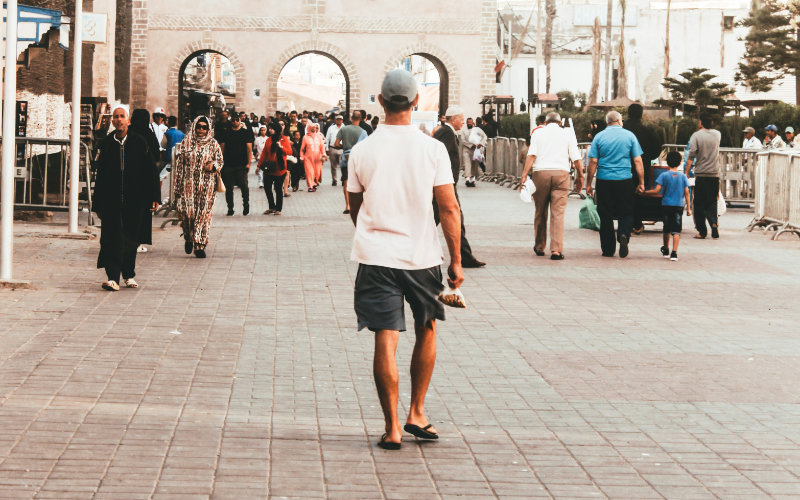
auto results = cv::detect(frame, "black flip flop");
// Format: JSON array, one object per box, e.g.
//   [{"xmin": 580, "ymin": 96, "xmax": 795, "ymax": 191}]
[
  {"xmin": 404, "ymin": 423, "xmax": 439, "ymax": 440},
  {"xmin": 377, "ymin": 433, "xmax": 401, "ymax": 450}
]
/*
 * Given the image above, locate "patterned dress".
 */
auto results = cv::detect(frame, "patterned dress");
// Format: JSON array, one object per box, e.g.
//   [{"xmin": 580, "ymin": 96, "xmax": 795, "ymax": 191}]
[{"xmin": 172, "ymin": 117, "xmax": 224, "ymax": 250}]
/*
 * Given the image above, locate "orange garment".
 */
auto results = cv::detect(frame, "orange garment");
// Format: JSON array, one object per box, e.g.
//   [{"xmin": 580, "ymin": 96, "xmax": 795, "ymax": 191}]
[
  {"xmin": 301, "ymin": 132, "xmax": 325, "ymax": 188},
  {"xmin": 258, "ymin": 136, "xmax": 293, "ymax": 177}
]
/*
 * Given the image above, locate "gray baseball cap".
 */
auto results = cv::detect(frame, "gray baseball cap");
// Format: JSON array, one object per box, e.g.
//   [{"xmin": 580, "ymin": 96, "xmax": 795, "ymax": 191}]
[{"xmin": 381, "ymin": 69, "xmax": 418, "ymax": 106}]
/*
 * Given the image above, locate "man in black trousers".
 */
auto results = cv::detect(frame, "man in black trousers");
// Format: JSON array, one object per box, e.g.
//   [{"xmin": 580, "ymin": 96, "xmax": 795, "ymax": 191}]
[{"xmin": 433, "ymin": 105, "xmax": 486, "ymax": 268}]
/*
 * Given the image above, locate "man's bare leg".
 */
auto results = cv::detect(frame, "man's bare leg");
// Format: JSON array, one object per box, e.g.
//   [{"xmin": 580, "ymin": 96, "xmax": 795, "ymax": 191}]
[
  {"xmin": 343, "ymin": 180, "xmax": 350, "ymax": 211},
  {"xmin": 374, "ymin": 329, "xmax": 401, "ymax": 444},
  {"xmin": 406, "ymin": 319, "xmax": 437, "ymax": 434}
]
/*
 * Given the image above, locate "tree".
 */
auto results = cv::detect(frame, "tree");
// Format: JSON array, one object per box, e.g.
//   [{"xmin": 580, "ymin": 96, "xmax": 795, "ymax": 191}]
[
  {"xmin": 664, "ymin": 0, "xmax": 671, "ymax": 94},
  {"xmin": 736, "ymin": 0, "xmax": 800, "ymax": 104},
  {"xmin": 604, "ymin": 0, "xmax": 613, "ymax": 101},
  {"xmin": 653, "ymin": 67, "xmax": 735, "ymax": 116},
  {"xmin": 544, "ymin": 0, "xmax": 556, "ymax": 93},
  {"xmin": 616, "ymin": 0, "xmax": 628, "ymax": 98},
  {"xmin": 590, "ymin": 17, "xmax": 601, "ymax": 104}
]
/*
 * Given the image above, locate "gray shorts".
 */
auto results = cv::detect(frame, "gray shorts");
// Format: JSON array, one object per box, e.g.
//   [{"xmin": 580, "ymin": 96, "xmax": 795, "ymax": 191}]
[{"xmin": 354, "ymin": 264, "xmax": 445, "ymax": 332}]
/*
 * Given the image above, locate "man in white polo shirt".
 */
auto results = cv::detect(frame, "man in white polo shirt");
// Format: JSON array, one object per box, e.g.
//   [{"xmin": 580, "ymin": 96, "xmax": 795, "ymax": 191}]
[
  {"xmin": 347, "ymin": 69, "xmax": 464, "ymax": 450},
  {"xmin": 519, "ymin": 112, "xmax": 584, "ymax": 260}
]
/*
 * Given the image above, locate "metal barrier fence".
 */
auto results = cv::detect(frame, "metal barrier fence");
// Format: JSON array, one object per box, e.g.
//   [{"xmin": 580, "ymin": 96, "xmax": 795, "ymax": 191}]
[
  {"xmin": 485, "ymin": 138, "xmax": 759, "ymax": 205},
  {"xmin": 1, "ymin": 136, "xmax": 93, "ymax": 224},
  {"xmin": 747, "ymin": 151, "xmax": 800, "ymax": 240}
]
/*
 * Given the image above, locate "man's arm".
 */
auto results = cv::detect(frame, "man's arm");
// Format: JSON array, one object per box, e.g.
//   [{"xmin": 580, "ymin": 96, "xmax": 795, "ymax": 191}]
[
  {"xmin": 246, "ymin": 143, "xmax": 253, "ymax": 168},
  {"xmin": 684, "ymin": 186, "xmax": 692, "ymax": 216},
  {"xmin": 433, "ymin": 184, "xmax": 464, "ymax": 289},
  {"xmin": 348, "ymin": 192, "xmax": 363, "ymax": 226},
  {"xmin": 518, "ymin": 154, "xmax": 536, "ymax": 190},
  {"xmin": 633, "ymin": 156, "xmax": 645, "ymax": 193},
  {"xmin": 572, "ymin": 159, "xmax": 584, "ymax": 192},
  {"xmin": 586, "ymin": 158, "xmax": 598, "ymax": 196}
]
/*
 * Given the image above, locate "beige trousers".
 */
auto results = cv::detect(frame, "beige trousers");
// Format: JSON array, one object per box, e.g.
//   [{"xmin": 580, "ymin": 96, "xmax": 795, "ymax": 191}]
[{"xmin": 532, "ymin": 170, "xmax": 571, "ymax": 254}]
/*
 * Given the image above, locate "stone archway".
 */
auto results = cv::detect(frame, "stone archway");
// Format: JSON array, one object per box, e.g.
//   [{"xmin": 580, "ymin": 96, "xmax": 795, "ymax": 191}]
[
  {"xmin": 384, "ymin": 44, "xmax": 460, "ymax": 116},
  {"xmin": 268, "ymin": 40, "xmax": 361, "ymax": 114},
  {"xmin": 166, "ymin": 40, "xmax": 247, "ymax": 119}
]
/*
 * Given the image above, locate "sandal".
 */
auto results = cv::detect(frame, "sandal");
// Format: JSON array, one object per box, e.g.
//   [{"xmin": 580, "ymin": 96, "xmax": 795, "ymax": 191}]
[
  {"xmin": 123, "ymin": 278, "xmax": 138, "ymax": 288},
  {"xmin": 403, "ymin": 423, "xmax": 439, "ymax": 440},
  {"xmin": 102, "ymin": 280, "xmax": 120, "ymax": 291},
  {"xmin": 694, "ymin": 234, "xmax": 706, "ymax": 239},
  {"xmin": 263, "ymin": 209, "xmax": 274, "ymax": 215},
  {"xmin": 377, "ymin": 433, "xmax": 402, "ymax": 450}
]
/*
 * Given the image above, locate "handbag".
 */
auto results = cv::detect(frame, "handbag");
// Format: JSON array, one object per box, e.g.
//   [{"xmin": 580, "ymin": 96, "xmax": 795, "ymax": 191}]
[{"xmin": 215, "ymin": 172, "xmax": 226, "ymax": 193}]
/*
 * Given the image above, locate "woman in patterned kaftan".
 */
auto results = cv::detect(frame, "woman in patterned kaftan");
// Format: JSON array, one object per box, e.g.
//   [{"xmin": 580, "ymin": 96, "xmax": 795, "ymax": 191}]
[{"xmin": 172, "ymin": 116, "xmax": 224, "ymax": 258}]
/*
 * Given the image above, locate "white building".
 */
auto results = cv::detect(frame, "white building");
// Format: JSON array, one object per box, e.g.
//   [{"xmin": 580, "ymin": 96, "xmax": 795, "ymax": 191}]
[{"xmin": 496, "ymin": 0, "xmax": 796, "ymax": 108}]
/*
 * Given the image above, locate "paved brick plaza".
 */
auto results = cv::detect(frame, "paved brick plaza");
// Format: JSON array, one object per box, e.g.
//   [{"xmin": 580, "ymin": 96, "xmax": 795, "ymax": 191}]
[{"xmin": 2, "ymin": 174, "xmax": 800, "ymax": 499}]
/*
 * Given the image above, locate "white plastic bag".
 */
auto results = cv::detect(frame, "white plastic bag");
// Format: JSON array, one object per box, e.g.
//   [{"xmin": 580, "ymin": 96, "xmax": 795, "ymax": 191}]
[
  {"xmin": 438, "ymin": 288, "xmax": 466, "ymax": 308},
  {"xmin": 472, "ymin": 147, "xmax": 484, "ymax": 163},
  {"xmin": 287, "ymin": 155, "xmax": 298, "ymax": 164},
  {"xmin": 519, "ymin": 177, "xmax": 535, "ymax": 203},
  {"xmin": 717, "ymin": 191, "xmax": 727, "ymax": 216}
]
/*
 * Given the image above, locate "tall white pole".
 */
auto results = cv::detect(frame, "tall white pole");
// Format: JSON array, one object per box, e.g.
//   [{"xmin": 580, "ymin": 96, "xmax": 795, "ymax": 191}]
[
  {"xmin": 68, "ymin": 0, "xmax": 83, "ymax": 233},
  {"xmin": 1, "ymin": 0, "xmax": 19, "ymax": 280}
]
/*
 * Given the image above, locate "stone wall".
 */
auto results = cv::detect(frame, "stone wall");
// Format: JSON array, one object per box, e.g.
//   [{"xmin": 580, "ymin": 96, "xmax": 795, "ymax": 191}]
[
  {"xmin": 133, "ymin": 0, "xmax": 496, "ymax": 118},
  {"xmin": 23, "ymin": 0, "xmax": 96, "ymax": 102},
  {"xmin": 17, "ymin": 28, "xmax": 70, "ymax": 139}
]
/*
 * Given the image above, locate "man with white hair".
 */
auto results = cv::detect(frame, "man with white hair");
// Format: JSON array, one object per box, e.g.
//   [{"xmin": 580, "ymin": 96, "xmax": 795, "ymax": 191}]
[
  {"xmin": 519, "ymin": 112, "xmax": 584, "ymax": 259},
  {"xmin": 433, "ymin": 105, "xmax": 486, "ymax": 268},
  {"xmin": 585, "ymin": 110, "xmax": 645, "ymax": 258},
  {"xmin": 93, "ymin": 104, "xmax": 161, "ymax": 291}
]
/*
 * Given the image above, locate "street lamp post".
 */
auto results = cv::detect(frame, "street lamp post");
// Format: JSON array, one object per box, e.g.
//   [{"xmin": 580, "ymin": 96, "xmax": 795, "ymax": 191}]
[
  {"xmin": 68, "ymin": 0, "xmax": 84, "ymax": 234},
  {"xmin": 1, "ymin": 0, "xmax": 19, "ymax": 281}
]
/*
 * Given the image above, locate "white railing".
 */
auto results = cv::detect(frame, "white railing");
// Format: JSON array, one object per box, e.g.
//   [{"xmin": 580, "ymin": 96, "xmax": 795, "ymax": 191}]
[{"xmin": 747, "ymin": 151, "xmax": 800, "ymax": 240}]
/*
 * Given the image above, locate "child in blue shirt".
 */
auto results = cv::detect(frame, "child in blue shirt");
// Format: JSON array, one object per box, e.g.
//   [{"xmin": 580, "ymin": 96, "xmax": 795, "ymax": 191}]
[{"xmin": 645, "ymin": 152, "xmax": 691, "ymax": 261}]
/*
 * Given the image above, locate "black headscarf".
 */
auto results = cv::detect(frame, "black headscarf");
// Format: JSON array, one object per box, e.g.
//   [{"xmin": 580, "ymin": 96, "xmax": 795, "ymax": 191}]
[
  {"xmin": 269, "ymin": 122, "xmax": 285, "ymax": 165},
  {"xmin": 130, "ymin": 108, "xmax": 161, "ymax": 163}
]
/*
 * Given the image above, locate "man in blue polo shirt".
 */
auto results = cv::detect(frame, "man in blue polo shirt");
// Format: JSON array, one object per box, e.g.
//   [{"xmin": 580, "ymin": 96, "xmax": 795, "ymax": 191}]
[{"xmin": 585, "ymin": 111, "xmax": 645, "ymax": 258}]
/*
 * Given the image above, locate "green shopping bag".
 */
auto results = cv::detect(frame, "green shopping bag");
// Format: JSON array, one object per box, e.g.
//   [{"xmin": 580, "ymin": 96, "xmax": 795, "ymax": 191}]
[{"xmin": 579, "ymin": 197, "xmax": 601, "ymax": 231}]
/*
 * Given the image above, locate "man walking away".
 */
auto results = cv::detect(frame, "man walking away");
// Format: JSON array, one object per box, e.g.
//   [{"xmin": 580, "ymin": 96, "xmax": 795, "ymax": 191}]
[
  {"xmin": 519, "ymin": 112, "xmax": 584, "ymax": 260},
  {"xmin": 219, "ymin": 114, "xmax": 254, "ymax": 216},
  {"xmin": 686, "ymin": 115, "xmax": 721, "ymax": 239},
  {"xmin": 347, "ymin": 69, "xmax": 464, "ymax": 450},
  {"xmin": 433, "ymin": 106, "xmax": 486, "ymax": 268},
  {"xmin": 326, "ymin": 115, "xmax": 344, "ymax": 186},
  {"xmin": 335, "ymin": 111, "xmax": 368, "ymax": 214},
  {"xmin": 585, "ymin": 111, "xmax": 645, "ymax": 258},
  {"xmin": 461, "ymin": 117, "xmax": 486, "ymax": 187}
]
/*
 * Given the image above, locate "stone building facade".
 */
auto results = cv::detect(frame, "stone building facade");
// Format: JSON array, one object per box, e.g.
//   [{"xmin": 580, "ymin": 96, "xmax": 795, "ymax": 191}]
[{"xmin": 125, "ymin": 0, "xmax": 496, "ymax": 119}]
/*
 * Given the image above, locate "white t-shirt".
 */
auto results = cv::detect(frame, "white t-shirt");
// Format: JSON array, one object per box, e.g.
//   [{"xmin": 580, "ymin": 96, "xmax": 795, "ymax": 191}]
[
  {"xmin": 150, "ymin": 123, "xmax": 168, "ymax": 151},
  {"xmin": 527, "ymin": 122, "xmax": 581, "ymax": 171},
  {"xmin": 347, "ymin": 124, "xmax": 454, "ymax": 270}
]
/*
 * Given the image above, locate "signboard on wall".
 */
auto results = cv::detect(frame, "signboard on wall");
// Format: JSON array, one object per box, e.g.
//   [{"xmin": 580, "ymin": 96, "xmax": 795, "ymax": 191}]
[
  {"xmin": 16, "ymin": 101, "xmax": 27, "ymax": 138},
  {"xmin": 82, "ymin": 13, "xmax": 107, "ymax": 43}
]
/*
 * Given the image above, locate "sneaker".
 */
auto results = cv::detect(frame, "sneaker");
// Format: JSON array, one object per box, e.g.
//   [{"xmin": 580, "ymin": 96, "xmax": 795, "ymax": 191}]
[
  {"xmin": 618, "ymin": 235, "xmax": 629, "ymax": 258},
  {"xmin": 670, "ymin": 251, "xmax": 678, "ymax": 261},
  {"xmin": 257, "ymin": 182, "xmax": 264, "ymax": 188},
  {"xmin": 243, "ymin": 206, "xmax": 250, "ymax": 216},
  {"xmin": 661, "ymin": 246, "xmax": 669, "ymax": 258},
  {"xmin": 332, "ymin": 180, "xmax": 337, "ymax": 186},
  {"xmin": 226, "ymin": 209, "xmax": 234, "ymax": 216},
  {"xmin": 711, "ymin": 227, "xmax": 719, "ymax": 239},
  {"xmin": 137, "ymin": 245, "xmax": 148, "ymax": 253},
  {"xmin": 194, "ymin": 249, "xmax": 206, "ymax": 258}
]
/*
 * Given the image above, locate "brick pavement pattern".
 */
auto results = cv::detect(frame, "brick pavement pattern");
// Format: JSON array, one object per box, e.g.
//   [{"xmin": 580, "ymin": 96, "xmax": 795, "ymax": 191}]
[{"xmin": 2, "ymin": 169, "xmax": 800, "ymax": 499}]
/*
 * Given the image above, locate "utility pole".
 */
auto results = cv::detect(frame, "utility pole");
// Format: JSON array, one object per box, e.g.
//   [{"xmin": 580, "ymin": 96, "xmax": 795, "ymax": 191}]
[
  {"xmin": 1, "ymin": 0, "xmax": 19, "ymax": 281},
  {"xmin": 536, "ymin": 0, "xmax": 543, "ymax": 100},
  {"xmin": 68, "ymin": 0, "xmax": 84, "ymax": 234}
]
